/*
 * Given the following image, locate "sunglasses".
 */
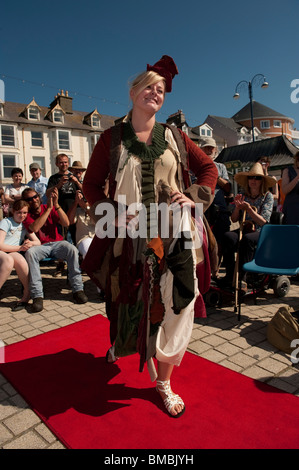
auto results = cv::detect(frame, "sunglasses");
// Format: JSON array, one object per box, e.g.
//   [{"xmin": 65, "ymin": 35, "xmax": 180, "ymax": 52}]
[
  {"xmin": 248, "ymin": 176, "xmax": 262, "ymax": 180},
  {"xmin": 24, "ymin": 194, "xmax": 39, "ymax": 202}
]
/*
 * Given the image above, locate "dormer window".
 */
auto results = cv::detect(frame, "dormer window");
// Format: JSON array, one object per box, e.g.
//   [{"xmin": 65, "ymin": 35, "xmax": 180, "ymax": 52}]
[
  {"xmin": 22, "ymin": 99, "xmax": 41, "ymax": 121},
  {"xmin": 83, "ymin": 109, "xmax": 101, "ymax": 128},
  {"xmin": 92, "ymin": 114, "xmax": 100, "ymax": 128},
  {"xmin": 28, "ymin": 105, "xmax": 40, "ymax": 120},
  {"xmin": 0, "ymin": 102, "xmax": 3, "ymax": 117},
  {"xmin": 53, "ymin": 109, "xmax": 64, "ymax": 123}
]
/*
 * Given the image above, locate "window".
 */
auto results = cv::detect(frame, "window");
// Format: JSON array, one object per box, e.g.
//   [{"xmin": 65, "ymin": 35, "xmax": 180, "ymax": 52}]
[
  {"xmin": 58, "ymin": 130, "xmax": 70, "ymax": 150},
  {"xmin": 28, "ymin": 106, "xmax": 39, "ymax": 120},
  {"xmin": 273, "ymin": 120, "xmax": 282, "ymax": 128},
  {"xmin": 32, "ymin": 156, "xmax": 46, "ymax": 176},
  {"xmin": 2, "ymin": 154, "xmax": 17, "ymax": 178},
  {"xmin": 200, "ymin": 128, "xmax": 206, "ymax": 136},
  {"xmin": 90, "ymin": 134, "xmax": 100, "ymax": 152},
  {"xmin": 31, "ymin": 131, "xmax": 43, "ymax": 147},
  {"xmin": 1, "ymin": 125, "xmax": 15, "ymax": 146},
  {"xmin": 92, "ymin": 114, "xmax": 100, "ymax": 128},
  {"xmin": 53, "ymin": 110, "xmax": 63, "ymax": 123},
  {"xmin": 260, "ymin": 120, "xmax": 270, "ymax": 129},
  {"xmin": 206, "ymin": 129, "xmax": 211, "ymax": 136}
]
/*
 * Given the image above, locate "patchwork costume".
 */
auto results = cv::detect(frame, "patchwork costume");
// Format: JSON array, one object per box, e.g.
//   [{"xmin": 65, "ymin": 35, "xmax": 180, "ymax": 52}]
[{"xmin": 82, "ymin": 121, "xmax": 217, "ymax": 379}]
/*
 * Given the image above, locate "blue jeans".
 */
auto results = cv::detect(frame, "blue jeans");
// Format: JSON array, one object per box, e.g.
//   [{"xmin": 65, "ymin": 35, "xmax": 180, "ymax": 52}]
[{"xmin": 25, "ymin": 241, "xmax": 84, "ymax": 299}]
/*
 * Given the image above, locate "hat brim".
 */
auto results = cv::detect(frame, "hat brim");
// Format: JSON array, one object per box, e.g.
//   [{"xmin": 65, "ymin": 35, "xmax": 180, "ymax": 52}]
[
  {"xmin": 234, "ymin": 172, "xmax": 276, "ymax": 189},
  {"xmin": 70, "ymin": 167, "xmax": 86, "ymax": 171}
]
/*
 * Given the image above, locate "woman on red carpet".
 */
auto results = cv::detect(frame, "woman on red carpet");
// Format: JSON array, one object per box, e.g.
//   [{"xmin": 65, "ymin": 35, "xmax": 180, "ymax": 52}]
[{"xmin": 82, "ymin": 55, "xmax": 217, "ymax": 417}]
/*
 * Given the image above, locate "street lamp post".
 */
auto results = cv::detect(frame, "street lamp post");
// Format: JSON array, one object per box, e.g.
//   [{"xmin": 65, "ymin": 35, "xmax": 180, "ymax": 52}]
[{"xmin": 233, "ymin": 74, "xmax": 269, "ymax": 142}]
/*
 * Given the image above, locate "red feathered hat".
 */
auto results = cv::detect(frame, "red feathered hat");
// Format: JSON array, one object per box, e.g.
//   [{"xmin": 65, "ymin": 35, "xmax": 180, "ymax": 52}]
[{"xmin": 147, "ymin": 55, "xmax": 178, "ymax": 92}]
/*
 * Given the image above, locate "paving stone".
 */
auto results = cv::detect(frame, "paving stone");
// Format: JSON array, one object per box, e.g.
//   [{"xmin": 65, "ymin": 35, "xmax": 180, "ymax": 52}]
[
  {"xmin": 3, "ymin": 430, "xmax": 47, "ymax": 449},
  {"xmin": 215, "ymin": 342, "xmax": 243, "ymax": 357},
  {"xmin": 228, "ymin": 352, "xmax": 258, "ymax": 369},
  {"xmin": 258, "ymin": 357, "xmax": 290, "ymax": 374},
  {"xmin": 35, "ymin": 423, "xmax": 57, "ymax": 443},
  {"xmin": 218, "ymin": 359, "xmax": 243, "ymax": 373},
  {"xmin": 4, "ymin": 409, "xmax": 41, "ymax": 435},
  {"xmin": 199, "ymin": 349, "xmax": 228, "ymax": 363},
  {"xmin": 0, "ymin": 422, "xmax": 13, "ymax": 445},
  {"xmin": 0, "ymin": 401, "xmax": 19, "ymax": 420}
]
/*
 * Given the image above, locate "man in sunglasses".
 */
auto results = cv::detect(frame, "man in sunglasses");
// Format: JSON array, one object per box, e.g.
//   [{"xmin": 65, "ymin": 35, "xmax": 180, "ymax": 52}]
[{"xmin": 21, "ymin": 187, "xmax": 88, "ymax": 313}]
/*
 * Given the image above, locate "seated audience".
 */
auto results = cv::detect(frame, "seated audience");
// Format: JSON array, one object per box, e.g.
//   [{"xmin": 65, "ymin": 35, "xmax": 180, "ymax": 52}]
[
  {"xmin": 218, "ymin": 162, "xmax": 275, "ymax": 290},
  {"xmin": 67, "ymin": 190, "xmax": 104, "ymax": 300},
  {"xmin": 0, "ymin": 199, "xmax": 40, "ymax": 311},
  {"xmin": 22, "ymin": 187, "xmax": 88, "ymax": 313}
]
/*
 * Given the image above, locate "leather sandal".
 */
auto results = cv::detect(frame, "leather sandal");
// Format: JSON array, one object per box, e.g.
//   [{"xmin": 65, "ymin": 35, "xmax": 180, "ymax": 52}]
[
  {"xmin": 156, "ymin": 379, "xmax": 185, "ymax": 418},
  {"xmin": 105, "ymin": 345, "xmax": 119, "ymax": 363}
]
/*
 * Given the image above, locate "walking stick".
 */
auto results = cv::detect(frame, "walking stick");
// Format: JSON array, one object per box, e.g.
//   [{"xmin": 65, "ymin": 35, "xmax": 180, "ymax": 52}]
[{"xmin": 233, "ymin": 210, "xmax": 246, "ymax": 320}]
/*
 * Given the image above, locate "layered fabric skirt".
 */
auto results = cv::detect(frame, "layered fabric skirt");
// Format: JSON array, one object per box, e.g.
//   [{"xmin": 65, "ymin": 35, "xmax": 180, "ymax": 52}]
[{"xmin": 108, "ymin": 205, "xmax": 205, "ymax": 380}]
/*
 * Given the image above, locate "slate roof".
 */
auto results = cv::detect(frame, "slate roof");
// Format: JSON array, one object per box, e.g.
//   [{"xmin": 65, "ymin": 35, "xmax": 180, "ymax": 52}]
[
  {"xmin": 206, "ymin": 115, "xmax": 243, "ymax": 132},
  {"xmin": 216, "ymin": 135, "xmax": 298, "ymax": 167},
  {"xmin": 0, "ymin": 100, "xmax": 118, "ymax": 132},
  {"xmin": 232, "ymin": 100, "xmax": 293, "ymax": 123}
]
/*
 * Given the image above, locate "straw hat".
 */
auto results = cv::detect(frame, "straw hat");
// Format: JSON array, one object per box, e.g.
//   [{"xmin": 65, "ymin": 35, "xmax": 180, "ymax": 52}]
[
  {"xmin": 69, "ymin": 161, "xmax": 86, "ymax": 171},
  {"xmin": 234, "ymin": 162, "xmax": 276, "ymax": 189}
]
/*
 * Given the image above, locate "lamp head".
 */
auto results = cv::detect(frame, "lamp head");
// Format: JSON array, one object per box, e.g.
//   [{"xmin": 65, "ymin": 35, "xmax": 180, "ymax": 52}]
[
  {"xmin": 261, "ymin": 80, "xmax": 269, "ymax": 89},
  {"xmin": 233, "ymin": 92, "xmax": 240, "ymax": 99}
]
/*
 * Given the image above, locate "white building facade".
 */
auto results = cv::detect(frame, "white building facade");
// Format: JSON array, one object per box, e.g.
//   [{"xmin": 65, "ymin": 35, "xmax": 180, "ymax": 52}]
[{"xmin": 0, "ymin": 91, "xmax": 117, "ymax": 185}]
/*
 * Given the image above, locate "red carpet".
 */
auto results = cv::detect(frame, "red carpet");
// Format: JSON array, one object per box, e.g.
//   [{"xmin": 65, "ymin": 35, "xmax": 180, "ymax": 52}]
[{"xmin": 0, "ymin": 314, "xmax": 298, "ymax": 449}]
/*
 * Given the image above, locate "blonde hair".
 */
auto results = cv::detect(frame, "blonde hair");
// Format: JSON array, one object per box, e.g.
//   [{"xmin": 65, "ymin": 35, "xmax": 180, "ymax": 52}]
[
  {"xmin": 130, "ymin": 70, "xmax": 166, "ymax": 97},
  {"xmin": 125, "ymin": 70, "xmax": 166, "ymax": 120}
]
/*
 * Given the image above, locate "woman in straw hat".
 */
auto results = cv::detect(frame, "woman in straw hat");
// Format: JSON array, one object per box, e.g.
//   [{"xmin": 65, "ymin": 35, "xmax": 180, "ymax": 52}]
[
  {"xmin": 218, "ymin": 162, "xmax": 275, "ymax": 290},
  {"xmin": 82, "ymin": 55, "xmax": 217, "ymax": 417}
]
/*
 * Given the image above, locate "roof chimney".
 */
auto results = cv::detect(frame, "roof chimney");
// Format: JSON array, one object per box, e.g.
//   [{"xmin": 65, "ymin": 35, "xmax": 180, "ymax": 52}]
[{"xmin": 49, "ymin": 90, "xmax": 73, "ymax": 113}]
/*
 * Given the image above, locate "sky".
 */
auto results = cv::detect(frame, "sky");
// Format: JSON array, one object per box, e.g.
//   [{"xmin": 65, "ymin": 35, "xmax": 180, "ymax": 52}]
[{"xmin": 1, "ymin": 0, "xmax": 299, "ymax": 131}]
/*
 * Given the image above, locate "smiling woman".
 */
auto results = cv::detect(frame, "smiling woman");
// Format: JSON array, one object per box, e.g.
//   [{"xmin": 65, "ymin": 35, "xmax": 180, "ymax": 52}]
[
  {"xmin": 82, "ymin": 55, "xmax": 218, "ymax": 420},
  {"xmin": 4, "ymin": 168, "xmax": 29, "ymax": 216}
]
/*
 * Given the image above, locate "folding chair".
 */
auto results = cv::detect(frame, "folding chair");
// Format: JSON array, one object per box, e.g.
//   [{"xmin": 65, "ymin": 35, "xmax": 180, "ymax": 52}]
[{"xmin": 238, "ymin": 225, "xmax": 299, "ymax": 320}]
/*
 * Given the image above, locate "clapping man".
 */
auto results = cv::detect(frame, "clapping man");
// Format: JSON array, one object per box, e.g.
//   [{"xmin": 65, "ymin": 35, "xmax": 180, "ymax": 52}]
[{"xmin": 22, "ymin": 187, "xmax": 88, "ymax": 313}]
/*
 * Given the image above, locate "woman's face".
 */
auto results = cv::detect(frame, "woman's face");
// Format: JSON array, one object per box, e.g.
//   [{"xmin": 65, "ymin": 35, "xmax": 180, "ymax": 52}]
[
  {"xmin": 131, "ymin": 80, "xmax": 165, "ymax": 115},
  {"xmin": 248, "ymin": 176, "xmax": 263, "ymax": 192},
  {"xmin": 13, "ymin": 206, "xmax": 28, "ymax": 224},
  {"xmin": 12, "ymin": 172, "xmax": 23, "ymax": 186}
]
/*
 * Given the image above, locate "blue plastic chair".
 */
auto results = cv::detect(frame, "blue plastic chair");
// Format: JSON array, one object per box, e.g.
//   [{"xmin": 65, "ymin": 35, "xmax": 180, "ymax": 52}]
[{"xmin": 239, "ymin": 225, "xmax": 299, "ymax": 319}]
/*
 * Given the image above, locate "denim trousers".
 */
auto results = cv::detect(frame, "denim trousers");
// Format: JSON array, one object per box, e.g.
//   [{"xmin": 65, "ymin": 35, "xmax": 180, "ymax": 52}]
[{"xmin": 25, "ymin": 241, "xmax": 84, "ymax": 299}]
